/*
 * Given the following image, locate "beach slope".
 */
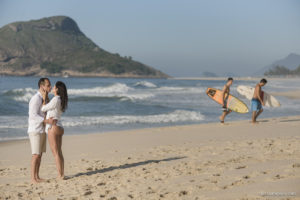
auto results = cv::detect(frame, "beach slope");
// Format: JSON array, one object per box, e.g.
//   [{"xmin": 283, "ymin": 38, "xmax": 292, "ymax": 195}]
[{"xmin": 0, "ymin": 116, "xmax": 300, "ymax": 199}]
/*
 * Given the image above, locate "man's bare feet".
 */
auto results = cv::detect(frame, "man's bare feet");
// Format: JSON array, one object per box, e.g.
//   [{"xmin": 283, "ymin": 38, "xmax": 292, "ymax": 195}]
[
  {"xmin": 37, "ymin": 178, "xmax": 46, "ymax": 182},
  {"xmin": 219, "ymin": 116, "xmax": 224, "ymax": 124},
  {"xmin": 31, "ymin": 179, "xmax": 39, "ymax": 184}
]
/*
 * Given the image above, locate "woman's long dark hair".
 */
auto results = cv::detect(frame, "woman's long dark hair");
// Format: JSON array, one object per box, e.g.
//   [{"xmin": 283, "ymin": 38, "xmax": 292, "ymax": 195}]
[{"xmin": 56, "ymin": 81, "xmax": 68, "ymax": 112}]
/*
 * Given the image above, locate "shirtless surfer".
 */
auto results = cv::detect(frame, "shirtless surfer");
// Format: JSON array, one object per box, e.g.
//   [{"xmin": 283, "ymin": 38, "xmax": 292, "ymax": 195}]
[
  {"xmin": 251, "ymin": 78, "xmax": 267, "ymax": 124},
  {"xmin": 219, "ymin": 77, "xmax": 233, "ymax": 123}
]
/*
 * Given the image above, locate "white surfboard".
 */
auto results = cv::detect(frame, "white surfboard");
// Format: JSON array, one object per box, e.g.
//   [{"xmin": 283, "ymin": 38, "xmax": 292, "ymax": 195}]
[{"xmin": 237, "ymin": 85, "xmax": 281, "ymax": 108}]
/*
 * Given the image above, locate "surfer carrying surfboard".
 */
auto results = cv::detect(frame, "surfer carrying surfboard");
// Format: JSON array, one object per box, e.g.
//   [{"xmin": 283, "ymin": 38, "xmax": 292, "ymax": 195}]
[
  {"xmin": 251, "ymin": 78, "xmax": 267, "ymax": 124},
  {"xmin": 219, "ymin": 77, "xmax": 233, "ymax": 123}
]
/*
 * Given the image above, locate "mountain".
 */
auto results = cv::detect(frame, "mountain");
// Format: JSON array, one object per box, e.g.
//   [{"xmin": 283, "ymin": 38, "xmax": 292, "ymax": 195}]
[
  {"xmin": 255, "ymin": 53, "xmax": 300, "ymax": 75},
  {"xmin": 0, "ymin": 16, "xmax": 168, "ymax": 78}
]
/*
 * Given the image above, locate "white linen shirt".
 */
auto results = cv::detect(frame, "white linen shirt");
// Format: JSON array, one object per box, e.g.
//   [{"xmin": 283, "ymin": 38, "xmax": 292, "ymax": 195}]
[
  {"xmin": 27, "ymin": 91, "xmax": 45, "ymax": 134},
  {"xmin": 41, "ymin": 96, "xmax": 63, "ymax": 133}
]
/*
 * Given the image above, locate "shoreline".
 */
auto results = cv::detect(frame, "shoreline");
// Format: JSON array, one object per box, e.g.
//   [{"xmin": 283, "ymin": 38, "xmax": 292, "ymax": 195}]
[
  {"xmin": 1, "ymin": 74, "xmax": 300, "ymax": 80},
  {"xmin": 271, "ymin": 90, "xmax": 300, "ymax": 100},
  {"xmin": 1, "ymin": 113, "xmax": 300, "ymax": 143},
  {"xmin": 170, "ymin": 76, "xmax": 300, "ymax": 81},
  {"xmin": 1, "ymin": 115, "xmax": 300, "ymax": 199}
]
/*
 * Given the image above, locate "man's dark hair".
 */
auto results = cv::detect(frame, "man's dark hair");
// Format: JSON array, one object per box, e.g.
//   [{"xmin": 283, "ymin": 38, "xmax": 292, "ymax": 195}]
[
  {"xmin": 228, "ymin": 77, "xmax": 233, "ymax": 81},
  {"xmin": 38, "ymin": 78, "xmax": 50, "ymax": 88},
  {"xmin": 260, "ymin": 78, "xmax": 267, "ymax": 84}
]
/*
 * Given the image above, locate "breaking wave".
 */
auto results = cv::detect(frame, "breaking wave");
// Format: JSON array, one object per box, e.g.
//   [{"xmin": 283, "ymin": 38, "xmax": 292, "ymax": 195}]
[
  {"xmin": 62, "ymin": 110, "xmax": 204, "ymax": 127},
  {"xmin": 0, "ymin": 110, "xmax": 204, "ymax": 129},
  {"xmin": 134, "ymin": 81, "xmax": 157, "ymax": 88}
]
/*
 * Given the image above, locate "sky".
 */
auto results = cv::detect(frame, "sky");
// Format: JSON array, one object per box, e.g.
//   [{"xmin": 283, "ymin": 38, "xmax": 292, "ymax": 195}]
[{"xmin": 0, "ymin": 0, "xmax": 300, "ymax": 77}]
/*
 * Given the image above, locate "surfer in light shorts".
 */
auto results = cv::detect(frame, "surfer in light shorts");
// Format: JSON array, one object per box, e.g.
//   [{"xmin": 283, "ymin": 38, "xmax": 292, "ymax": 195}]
[
  {"xmin": 251, "ymin": 78, "xmax": 267, "ymax": 124},
  {"xmin": 219, "ymin": 77, "xmax": 233, "ymax": 123},
  {"xmin": 28, "ymin": 78, "xmax": 57, "ymax": 184}
]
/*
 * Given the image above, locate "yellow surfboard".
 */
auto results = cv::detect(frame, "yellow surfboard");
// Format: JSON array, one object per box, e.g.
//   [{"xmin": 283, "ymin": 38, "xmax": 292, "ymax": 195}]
[{"xmin": 206, "ymin": 88, "xmax": 249, "ymax": 113}]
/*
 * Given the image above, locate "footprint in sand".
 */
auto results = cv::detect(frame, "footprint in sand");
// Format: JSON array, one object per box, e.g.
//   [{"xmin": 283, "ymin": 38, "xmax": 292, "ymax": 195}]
[
  {"xmin": 235, "ymin": 165, "xmax": 247, "ymax": 169},
  {"xmin": 230, "ymin": 179, "xmax": 243, "ymax": 186},
  {"xmin": 274, "ymin": 174, "xmax": 284, "ymax": 179},
  {"xmin": 179, "ymin": 190, "xmax": 188, "ymax": 196},
  {"xmin": 213, "ymin": 173, "xmax": 221, "ymax": 177},
  {"xmin": 243, "ymin": 175, "xmax": 250, "ymax": 179},
  {"xmin": 83, "ymin": 191, "xmax": 92, "ymax": 196},
  {"xmin": 107, "ymin": 197, "xmax": 118, "ymax": 200},
  {"xmin": 221, "ymin": 185, "xmax": 228, "ymax": 190},
  {"xmin": 17, "ymin": 193, "xmax": 24, "ymax": 198},
  {"xmin": 97, "ymin": 182, "xmax": 106, "ymax": 186},
  {"xmin": 292, "ymin": 163, "xmax": 300, "ymax": 168}
]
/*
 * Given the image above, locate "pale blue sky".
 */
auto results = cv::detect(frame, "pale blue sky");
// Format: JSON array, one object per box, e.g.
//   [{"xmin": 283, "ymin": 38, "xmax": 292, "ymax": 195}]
[{"xmin": 1, "ymin": 0, "xmax": 300, "ymax": 76}]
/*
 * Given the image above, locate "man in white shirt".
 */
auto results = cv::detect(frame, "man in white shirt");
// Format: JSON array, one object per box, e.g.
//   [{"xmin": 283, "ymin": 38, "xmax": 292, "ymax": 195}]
[{"xmin": 28, "ymin": 78, "xmax": 56, "ymax": 184}]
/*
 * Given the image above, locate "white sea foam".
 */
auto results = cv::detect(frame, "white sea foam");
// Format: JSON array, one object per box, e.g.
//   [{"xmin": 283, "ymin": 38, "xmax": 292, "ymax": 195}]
[
  {"xmin": 0, "ymin": 110, "xmax": 204, "ymax": 129},
  {"xmin": 266, "ymin": 82, "xmax": 300, "ymax": 90},
  {"xmin": 156, "ymin": 86, "xmax": 204, "ymax": 94},
  {"xmin": 62, "ymin": 110, "xmax": 204, "ymax": 127},
  {"xmin": 134, "ymin": 81, "xmax": 157, "ymax": 88},
  {"xmin": 4, "ymin": 82, "xmax": 209, "ymax": 104},
  {"xmin": 68, "ymin": 83, "xmax": 131, "ymax": 95},
  {"xmin": 157, "ymin": 86, "xmax": 187, "ymax": 91},
  {"xmin": 0, "ymin": 116, "xmax": 28, "ymax": 129},
  {"xmin": 0, "ymin": 124, "xmax": 28, "ymax": 129},
  {"xmin": 0, "ymin": 136, "xmax": 28, "ymax": 142},
  {"xmin": 4, "ymin": 88, "xmax": 37, "ymax": 102},
  {"xmin": 121, "ymin": 93, "xmax": 155, "ymax": 101},
  {"xmin": 4, "ymin": 83, "xmax": 155, "ymax": 102},
  {"xmin": 69, "ymin": 83, "xmax": 155, "ymax": 101}
]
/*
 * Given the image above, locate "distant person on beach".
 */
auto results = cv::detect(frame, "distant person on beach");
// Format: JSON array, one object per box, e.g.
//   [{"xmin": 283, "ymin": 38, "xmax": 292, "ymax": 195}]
[
  {"xmin": 251, "ymin": 78, "xmax": 267, "ymax": 124},
  {"xmin": 219, "ymin": 77, "xmax": 233, "ymax": 123},
  {"xmin": 41, "ymin": 81, "xmax": 68, "ymax": 180},
  {"xmin": 28, "ymin": 78, "xmax": 56, "ymax": 184}
]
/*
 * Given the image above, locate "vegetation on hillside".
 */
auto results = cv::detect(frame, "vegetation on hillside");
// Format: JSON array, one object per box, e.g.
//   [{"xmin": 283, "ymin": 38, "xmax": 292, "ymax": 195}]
[{"xmin": 264, "ymin": 65, "xmax": 300, "ymax": 76}]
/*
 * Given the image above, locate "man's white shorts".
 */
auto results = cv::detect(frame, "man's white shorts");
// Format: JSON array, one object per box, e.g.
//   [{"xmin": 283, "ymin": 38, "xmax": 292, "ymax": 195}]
[{"xmin": 28, "ymin": 132, "xmax": 46, "ymax": 155}]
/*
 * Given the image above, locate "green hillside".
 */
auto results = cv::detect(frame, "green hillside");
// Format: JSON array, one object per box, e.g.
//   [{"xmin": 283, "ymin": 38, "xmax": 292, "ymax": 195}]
[
  {"xmin": 264, "ymin": 65, "xmax": 300, "ymax": 76},
  {"xmin": 0, "ymin": 16, "xmax": 168, "ymax": 78}
]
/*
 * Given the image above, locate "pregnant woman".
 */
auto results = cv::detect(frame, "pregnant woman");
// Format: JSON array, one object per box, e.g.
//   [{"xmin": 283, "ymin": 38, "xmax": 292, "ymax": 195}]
[{"xmin": 41, "ymin": 81, "xmax": 68, "ymax": 179}]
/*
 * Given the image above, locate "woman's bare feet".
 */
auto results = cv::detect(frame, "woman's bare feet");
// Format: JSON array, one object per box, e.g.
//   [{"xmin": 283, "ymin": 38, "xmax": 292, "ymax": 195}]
[{"xmin": 57, "ymin": 176, "xmax": 65, "ymax": 181}]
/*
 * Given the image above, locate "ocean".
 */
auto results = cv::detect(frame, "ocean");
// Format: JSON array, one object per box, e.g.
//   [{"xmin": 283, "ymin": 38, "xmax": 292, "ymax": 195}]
[{"xmin": 0, "ymin": 76, "xmax": 299, "ymax": 141}]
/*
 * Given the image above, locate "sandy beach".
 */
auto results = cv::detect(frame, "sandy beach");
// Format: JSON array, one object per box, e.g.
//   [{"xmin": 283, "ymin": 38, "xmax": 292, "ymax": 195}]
[
  {"xmin": 272, "ymin": 90, "xmax": 300, "ymax": 100},
  {"xmin": 0, "ymin": 116, "xmax": 300, "ymax": 200}
]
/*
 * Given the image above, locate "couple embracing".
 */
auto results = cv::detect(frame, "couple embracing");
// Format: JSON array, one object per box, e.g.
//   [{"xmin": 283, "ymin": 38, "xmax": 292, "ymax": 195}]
[{"xmin": 27, "ymin": 78, "xmax": 68, "ymax": 183}]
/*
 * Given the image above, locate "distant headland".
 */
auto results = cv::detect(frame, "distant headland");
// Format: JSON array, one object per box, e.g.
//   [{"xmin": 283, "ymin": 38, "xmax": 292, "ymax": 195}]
[{"xmin": 0, "ymin": 16, "xmax": 169, "ymax": 78}]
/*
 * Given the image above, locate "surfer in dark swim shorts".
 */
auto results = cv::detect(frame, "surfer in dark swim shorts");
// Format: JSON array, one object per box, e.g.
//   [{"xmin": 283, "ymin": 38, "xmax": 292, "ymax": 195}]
[
  {"xmin": 219, "ymin": 77, "xmax": 233, "ymax": 123},
  {"xmin": 251, "ymin": 78, "xmax": 267, "ymax": 124}
]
